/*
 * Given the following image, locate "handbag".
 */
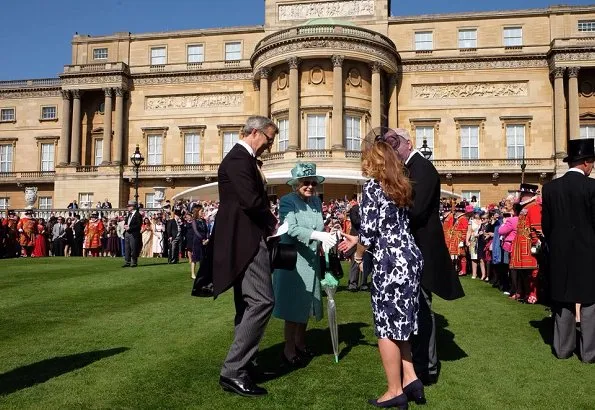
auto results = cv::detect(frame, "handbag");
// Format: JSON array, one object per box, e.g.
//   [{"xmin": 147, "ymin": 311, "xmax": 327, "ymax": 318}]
[{"xmin": 267, "ymin": 237, "xmax": 297, "ymax": 271}]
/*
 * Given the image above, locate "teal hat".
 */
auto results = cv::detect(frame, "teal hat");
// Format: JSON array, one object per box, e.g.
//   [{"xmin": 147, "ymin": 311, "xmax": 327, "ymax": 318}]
[{"xmin": 287, "ymin": 162, "xmax": 325, "ymax": 186}]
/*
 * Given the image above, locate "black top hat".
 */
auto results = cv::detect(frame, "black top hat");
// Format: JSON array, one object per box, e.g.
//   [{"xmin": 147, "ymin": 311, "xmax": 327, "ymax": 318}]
[
  {"xmin": 90, "ymin": 212, "xmax": 99, "ymax": 218},
  {"xmin": 24, "ymin": 210, "xmax": 33, "ymax": 216},
  {"xmin": 564, "ymin": 138, "xmax": 595, "ymax": 163},
  {"xmin": 8, "ymin": 210, "xmax": 16, "ymax": 216},
  {"xmin": 455, "ymin": 201, "xmax": 467, "ymax": 212},
  {"xmin": 518, "ymin": 183, "xmax": 539, "ymax": 195}
]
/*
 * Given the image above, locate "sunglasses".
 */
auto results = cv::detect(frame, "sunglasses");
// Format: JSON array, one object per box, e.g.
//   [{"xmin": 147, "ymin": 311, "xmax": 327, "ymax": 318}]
[
  {"xmin": 301, "ymin": 180, "xmax": 318, "ymax": 187},
  {"xmin": 259, "ymin": 130, "xmax": 275, "ymax": 144}
]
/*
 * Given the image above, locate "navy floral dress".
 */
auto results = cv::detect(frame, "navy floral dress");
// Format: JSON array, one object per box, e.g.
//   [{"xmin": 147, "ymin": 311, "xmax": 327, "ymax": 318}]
[{"xmin": 359, "ymin": 179, "xmax": 424, "ymax": 340}]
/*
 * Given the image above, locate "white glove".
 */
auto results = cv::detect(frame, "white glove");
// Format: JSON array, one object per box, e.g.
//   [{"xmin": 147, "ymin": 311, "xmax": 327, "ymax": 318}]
[{"xmin": 310, "ymin": 231, "xmax": 338, "ymax": 253}]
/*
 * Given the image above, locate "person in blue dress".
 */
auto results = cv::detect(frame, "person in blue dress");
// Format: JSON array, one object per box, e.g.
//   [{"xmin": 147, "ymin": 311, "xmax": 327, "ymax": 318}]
[{"xmin": 339, "ymin": 138, "xmax": 425, "ymax": 409}]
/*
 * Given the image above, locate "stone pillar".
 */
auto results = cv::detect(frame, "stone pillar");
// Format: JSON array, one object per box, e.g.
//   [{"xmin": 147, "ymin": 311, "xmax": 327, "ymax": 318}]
[
  {"xmin": 101, "ymin": 88, "xmax": 113, "ymax": 165},
  {"xmin": 553, "ymin": 67, "xmax": 567, "ymax": 159},
  {"xmin": 58, "ymin": 90, "xmax": 71, "ymax": 166},
  {"xmin": 568, "ymin": 67, "xmax": 581, "ymax": 141},
  {"xmin": 388, "ymin": 74, "xmax": 399, "ymax": 129},
  {"xmin": 331, "ymin": 55, "xmax": 344, "ymax": 149},
  {"xmin": 70, "ymin": 90, "xmax": 82, "ymax": 166},
  {"xmin": 370, "ymin": 62, "xmax": 382, "ymax": 128},
  {"xmin": 288, "ymin": 57, "xmax": 300, "ymax": 151},
  {"xmin": 259, "ymin": 68, "xmax": 271, "ymax": 117},
  {"xmin": 113, "ymin": 88, "xmax": 125, "ymax": 165},
  {"xmin": 253, "ymin": 80, "xmax": 260, "ymax": 116}
]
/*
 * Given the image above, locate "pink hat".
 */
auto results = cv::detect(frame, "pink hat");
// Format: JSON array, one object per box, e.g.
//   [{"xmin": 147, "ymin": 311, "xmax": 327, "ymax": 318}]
[{"xmin": 464, "ymin": 205, "xmax": 474, "ymax": 213}]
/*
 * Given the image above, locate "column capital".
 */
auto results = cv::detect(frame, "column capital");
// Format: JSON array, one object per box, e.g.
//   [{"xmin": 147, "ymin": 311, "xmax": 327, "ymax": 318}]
[
  {"xmin": 553, "ymin": 67, "xmax": 566, "ymax": 79},
  {"xmin": 71, "ymin": 89, "xmax": 82, "ymax": 99},
  {"xmin": 114, "ymin": 87, "xmax": 125, "ymax": 97},
  {"xmin": 331, "ymin": 55, "xmax": 344, "ymax": 67},
  {"xmin": 287, "ymin": 57, "xmax": 301, "ymax": 70},
  {"xmin": 103, "ymin": 88, "xmax": 113, "ymax": 97},
  {"xmin": 260, "ymin": 67, "xmax": 272, "ymax": 79},
  {"xmin": 568, "ymin": 66, "xmax": 581, "ymax": 78},
  {"xmin": 369, "ymin": 62, "xmax": 382, "ymax": 73},
  {"xmin": 61, "ymin": 90, "xmax": 71, "ymax": 100}
]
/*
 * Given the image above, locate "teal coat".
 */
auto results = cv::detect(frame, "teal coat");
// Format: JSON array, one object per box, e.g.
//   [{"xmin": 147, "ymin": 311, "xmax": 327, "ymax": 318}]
[{"xmin": 272, "ymin": 192, "xmax": 324, "ymax": 323}]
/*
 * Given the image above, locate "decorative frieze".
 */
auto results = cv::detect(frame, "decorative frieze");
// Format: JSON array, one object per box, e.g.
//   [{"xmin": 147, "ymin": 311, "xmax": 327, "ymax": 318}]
[
  {"xmin": 133, "ymin": 72, "xmax": 252, "ymax": 85},
  {"xmin": 61, "ymin": 75, "xmax": 124, "ymax": 85},
  {"xmin": 402, "ymin": 58, "xmax": 547, "ymax": 73},
  {"xmin": 278, "ymin": 0, "xmax": 375, "ymax": 21},
  {"xmin": 413, "ymin": 82, "xmax": 528, "ymax": 99},
  {"xmin": 0, "ymin": 89, "xmax": 61, "ymax": 99},
  {"xmin": 145, "ymin": 92, "xmax": 243, "ymax": 110}
]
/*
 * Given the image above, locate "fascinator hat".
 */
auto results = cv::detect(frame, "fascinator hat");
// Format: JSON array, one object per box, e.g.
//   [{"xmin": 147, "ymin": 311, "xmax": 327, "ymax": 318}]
[{"xmin": 287, "ymin": 162, "xmax": 325, "ymax": 186}]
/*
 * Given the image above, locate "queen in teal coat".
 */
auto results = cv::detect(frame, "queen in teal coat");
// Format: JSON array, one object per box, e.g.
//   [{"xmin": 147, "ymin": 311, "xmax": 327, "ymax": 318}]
[{"xmin": 273, "ymin": 162, "xmax": 337, "ymax": 365}]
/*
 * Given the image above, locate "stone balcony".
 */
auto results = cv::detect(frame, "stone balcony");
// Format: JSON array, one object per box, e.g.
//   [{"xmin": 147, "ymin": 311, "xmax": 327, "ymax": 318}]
[
  {"xmin": 0, "ymin": 78, "xmax": 61, "ymax": 90},
  {"xmin": 62, "ymin": 62, "xmax": 130, "ymax": 75},
  {"xmin": 0, "ymin": 171, "xmax": 56, "ymax": 184},
  {"xmin": 130, "ymin": 59, "xmax": 252, "ymax": 75},
  {"xmin": 123, "ymin": 163, "xmax": 220, "ymax": 180}
]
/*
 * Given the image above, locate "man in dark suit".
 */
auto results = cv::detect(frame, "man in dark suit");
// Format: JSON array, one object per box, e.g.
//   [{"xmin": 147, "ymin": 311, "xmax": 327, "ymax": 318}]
[
  {"xmin": 542, "ymin": 138, "xmax": 595, "ymax": 363},
  {"xmin": 389, "ymin": 128, "xmax": 465, "ymax": 383},
  {"xmin": 123, "ymin": 200, "xmax": 142, "ymax": 268},
  {"xmin": 166, "ymin": 210, "xmax": 183, "ymax": 264},
  {"xmin": 72, "ymin": 215, "xmax": 85, "ymax": 257},
  {"xmin": 199, "ymin": 116, "xmax": 278, "ymax": 396}
]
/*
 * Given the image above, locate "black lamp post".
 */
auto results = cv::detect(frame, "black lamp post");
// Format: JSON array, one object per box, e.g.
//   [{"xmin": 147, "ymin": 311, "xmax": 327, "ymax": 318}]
[
  {"xmin": 420, "ymin": 139, "xmax": 433, "ymax": 160},
  {"xmin": 520, "ymin": 150, "xmax": 527, "ymax": 184},
  {"xmin": 130, "ymin": 145, "xmax": 144, "ymax": 209}
]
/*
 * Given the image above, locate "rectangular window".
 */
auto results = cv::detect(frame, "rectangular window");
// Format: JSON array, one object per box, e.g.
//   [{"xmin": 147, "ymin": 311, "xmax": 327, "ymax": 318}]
[
  {"xmin": 150, "ymin": 47, "xmax": 167, "ymax": 65},
  {"xmin": 462, "ymin": 190, "xmax": 481, "ymax": 206},
  {"xmin": 506, "ymin": 125, "xmax": 525, "ymax": 159},
  {"xmin": 41, "ymin": 106, "xmax": 57, "ymax": 120},
  {"xmin": 40, "ymin": 143, "xmax": 55, "ymax": 171},
  {"xmin": 145, "ymin": 193, "xmax": 157, "ymax": 209},
  {"xmin": 0, "ymin": 197, "xmax": 8, "ymax": 209},
  {"xmin": 0, "ymin": 144, "xmax": 13, "ymax": 172},
  {"xmin": 503, "ymin": 27, "xmax": 523, "ymax": 47},
  {"xmin": 187, "ymin": 44, "xmax": 204, "ymax": 63},
  {"xmin": 580, "ymin": 125, "xmax": 595, "ymax": 139},
  {"xmin": 277, "ymin": 119, "xmax": 289, "ymax": 151},
  {"xmin": 79, "ymin": 193, "xmax": 93, "ymax": 209},
  {"xmin": 578, "ymin": 20, "xmax": 595, "ymax": 32},
  {"xmin": 460, "ymin": 125, "xmax": 479, "ymax": 159},
  {"xmin": 94, "ymin": 139, "xmax": 103, "ymax": 166},
  {"xmin": 307, "ymin": 114, "xmax": 326, "ymax": 150},
  {"xmin": 147, "ymin": 135, "xmax": 164, "ymax": 165},
  {"xmin": 184, "ymin": 133, "xmax": 201, "ymax": 164},
  {"xmin": 458, "ymin": 29, "xmax": 477, "ymax": 49},
  {"xmin": 0, "ymin": 108, "xmax": 15, "ymax": 122},
  {"xmin": 93, "ymin": 48, "xmax": 108, "ymax": 60},
  {"xmin": 39, "ymin": 197, "xmax": 52, "ymax": 210},
  {"xmin": 415, "ymin": 31, "xmax": 433, "ymax": 51},
  {"xmin": 223, "ymin": 131, "xmax": 239, "ymax": 158},
  {"xmin": 225, "ymin": 42, "xmax": 242, "ymax": 61},
  {"xmin": 415, "ymin": 126, "xmax": 435, "ymax": 160},
  {"xmin": 345, "ymin": 116, "xmax": 361, "ymax": 151}
]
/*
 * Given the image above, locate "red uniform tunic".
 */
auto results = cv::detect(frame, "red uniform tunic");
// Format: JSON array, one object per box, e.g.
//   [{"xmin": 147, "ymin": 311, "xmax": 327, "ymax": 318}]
[
  {"xmin": 84, "ymin": 219, "xmax": 105, "ymax": 249},
  {"xmin": 447, "ymin": 215, "xmax": 469, "ymax": 256},
  {"xmin": 510, "ymin": 200, "xmax": 542, "ymax": 270},
  {"xmin": 442, "ymin": 212, "xmax": 454, "ymax": 249},
  {"xmin": 17, "ymin": 216, "xmax": 36, "ymax": 248}
]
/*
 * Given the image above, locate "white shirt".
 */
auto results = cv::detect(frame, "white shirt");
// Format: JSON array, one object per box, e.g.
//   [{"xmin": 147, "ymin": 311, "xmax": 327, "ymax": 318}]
[
  {"xmin": 566, "ymin": 168, "xmax": 585, "ymax": 176},
  {"xmin": 237, "ymin": 140, "xmax": 255, "ymax": 157},
  {"xmin": 405, "ymin": 149, "xmax": 423, "ymax": 165},
  {"xmin": 127, "ymin": 210, "xmax": 137, "ymax": 226}
]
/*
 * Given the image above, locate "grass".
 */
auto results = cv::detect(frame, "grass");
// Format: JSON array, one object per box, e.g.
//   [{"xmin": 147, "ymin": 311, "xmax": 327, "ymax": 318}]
[{"xmin": 0, "ymin": 258, "xmax": 593, "ymax": 409}]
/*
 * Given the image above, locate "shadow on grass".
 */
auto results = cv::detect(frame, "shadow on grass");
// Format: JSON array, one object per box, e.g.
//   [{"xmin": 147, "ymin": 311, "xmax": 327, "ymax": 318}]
[
  {"xmin": 435, "ymin": 313, "xmax": 468, "ymax": 362},
  {"xmin": 530, "ymin": 316, "xmax": 554, "ymax": 346},
  {"xmin": 254, "ymin": 322, "xmax": 373, "ymax": 382},
  {"xmin": 0, "ymin": 347, "xmax": 129, "ymax": 396}
]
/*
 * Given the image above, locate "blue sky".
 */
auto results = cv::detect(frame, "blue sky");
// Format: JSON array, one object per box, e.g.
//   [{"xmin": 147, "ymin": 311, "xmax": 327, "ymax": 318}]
[{"xmin": 1, "ymin": 0, "xmax": 594, "ymax": 80}]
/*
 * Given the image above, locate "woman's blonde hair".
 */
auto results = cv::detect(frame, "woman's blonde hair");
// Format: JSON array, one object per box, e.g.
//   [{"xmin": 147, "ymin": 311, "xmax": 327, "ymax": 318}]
[{"xmin": 361, "ymin": 141, "xmax": 412, "ymax": 207}]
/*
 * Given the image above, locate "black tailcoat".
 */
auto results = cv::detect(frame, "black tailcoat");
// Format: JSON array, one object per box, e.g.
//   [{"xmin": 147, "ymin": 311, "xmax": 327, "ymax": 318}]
[
  {"xmin": 407, "ymin": 152, "xmax": 464, "ymax": 300},
  {"xmin": 542, "ymin": 170, "xmax": 595, "ymax": 304},
  {"xmin": 200, "ymin": 144, "xmax": 277, "ymax": 297}
]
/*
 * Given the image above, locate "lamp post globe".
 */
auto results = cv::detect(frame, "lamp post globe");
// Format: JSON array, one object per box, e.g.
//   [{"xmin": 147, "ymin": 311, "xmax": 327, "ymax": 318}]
[
  {"xmin": 130, "ymin": 145, "xmax": 144, "ymax": 209},
  {"xmin": 420, "ymin": 139, "xmax": 433, "ymax": 160}
]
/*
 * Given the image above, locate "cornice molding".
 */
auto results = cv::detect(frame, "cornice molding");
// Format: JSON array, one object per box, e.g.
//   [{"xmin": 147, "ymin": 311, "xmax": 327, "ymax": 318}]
[
  {"xmin": 132, "ymin": 70, "xmax": 253, "ymax": 85},
  {"xmin": 0, "ymin": 89, "xmax": 61, "ymax": 99},
  {"xmin": 401, "ymin": 55, "xmax": 547, "ymax": 73}
]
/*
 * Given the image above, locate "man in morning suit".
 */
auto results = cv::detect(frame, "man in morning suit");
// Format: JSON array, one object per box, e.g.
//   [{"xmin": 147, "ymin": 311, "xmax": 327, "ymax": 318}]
[
  {"xmin": 72, "ymin": 215, "xmax": 85, "ymax": 257},
  {"xmin": 199, "ymin": 116, "xmax": 278, "ymax": 396},
  {"xmin": 542, "ymin": 138, "xmax": 595, "ymax": 363},
  {"xmin": 122, "ymin": 200, "xmax": 142, "ymax": 268},
  {"xmin": 389, "ymin": 128, "xmax": 465, "ymax": 384}
]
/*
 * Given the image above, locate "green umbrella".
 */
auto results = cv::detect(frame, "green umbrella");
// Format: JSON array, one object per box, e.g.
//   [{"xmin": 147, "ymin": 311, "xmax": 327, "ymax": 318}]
[{"xmin": 320, "ymin": 251, "xmax": 340, "ymax": 363}]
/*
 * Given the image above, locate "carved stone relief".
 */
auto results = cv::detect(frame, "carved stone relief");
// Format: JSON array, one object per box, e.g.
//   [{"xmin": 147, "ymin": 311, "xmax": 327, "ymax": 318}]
[
  {"xmin": 145, "ymin": 92, "xmax": 243, "ymax": 110},
  {"xmin": 347, "ymin": 68, "xmax": 362, "ymax": 87},
  {"xmin": 581, "ymin": 81, "xmax": 594, "ymax": 97},
  {"xmin": 278, "ymin": 0, "xmax": 375, "ymax": 21},
  {"xmin": 413, "ymin": 82, "xmax": 528, "ymax": 99},
  {"xmin": 0, "ymin": 89, "xmax": 61, "ymax": 99},
  {"xmin": 277, "ymin": 71, "xmax": 288, "ymax": 90},
  {"xmin": 402, "ymin": 58, "xmax": 547, "ymax": 73},
  {"xmin": 134, "ymin": 72, "xmax": 252, "ymax": 85},
  {"xmin": 308, "ymin": 66, "xmax": 325, "ymax": 85}
]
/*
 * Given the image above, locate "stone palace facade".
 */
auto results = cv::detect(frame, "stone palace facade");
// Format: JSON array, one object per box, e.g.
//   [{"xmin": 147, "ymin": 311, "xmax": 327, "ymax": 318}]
[{"xmin": 1, "ymin": 0, "xmax": 595, "ymax": 209}]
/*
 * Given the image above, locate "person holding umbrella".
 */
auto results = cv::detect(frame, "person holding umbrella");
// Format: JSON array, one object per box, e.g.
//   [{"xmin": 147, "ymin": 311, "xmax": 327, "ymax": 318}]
[{"xmin": 339, "ymin": 135, "xmax": 425, "ymax": 409}]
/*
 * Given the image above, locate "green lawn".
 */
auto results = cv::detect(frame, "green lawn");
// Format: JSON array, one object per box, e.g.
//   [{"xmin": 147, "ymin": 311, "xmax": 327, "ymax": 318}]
[{"xmin": 0, "ymin": 258, "xmax": 593, "ymax": 409}]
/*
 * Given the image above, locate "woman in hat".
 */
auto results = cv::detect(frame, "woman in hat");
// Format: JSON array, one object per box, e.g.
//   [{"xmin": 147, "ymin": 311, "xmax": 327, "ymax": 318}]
[{"xmin": 272, "ymin": 162, "xmax": 337, "ymax": 366}]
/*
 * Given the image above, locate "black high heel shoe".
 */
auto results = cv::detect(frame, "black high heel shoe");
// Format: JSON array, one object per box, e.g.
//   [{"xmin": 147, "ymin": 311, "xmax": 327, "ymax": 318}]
[
  {"xmin": 367, "ymin": 393, "xmax": 408, "ymax": 409},
  {"xmin": 281, "ymin": 352, "xmax": 304, "ymax": 368},
  {"xmin": 403, "ymin": 379, "xmax": 426, "ymax": 405}
]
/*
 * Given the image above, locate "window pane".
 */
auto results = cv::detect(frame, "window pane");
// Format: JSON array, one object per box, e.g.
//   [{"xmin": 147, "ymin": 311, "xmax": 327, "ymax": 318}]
[
  {"xmin": 504, "ymin": 27, "xmax": 522, "ymax": 46},
  {"xmin": 39, "ymin": 197, "xmax": 52, "ymax": 210},
  {"xmin": 0, "ymin": 144, "xmax": 13, "ymax": 172},
  {"xmin": 415, "ymin": 31, "xmax": 433, "ymax": 50},
  {"xmin": 147, "ymin": 135, "xmax": 163, "ymax": 165},
  {"xmin": 93, "ymin": 48, "xmax": 108, "ymax": 59},
  {"xmin": 1, "ymin": 109, "xmax": 15, "ymax": 121},
  {"xmin": 277, "ymin": 119, "xmax": 289, "ymax": 151},
  {"xmin": 145, "ymin": 193, "xmax": 156, "ymax": 209},
  {"xmin": 307, "ymin": 115, "xmax": 326, "ymax": 150},
  {"xmin": 460, "ymin": 125, "xmax": 479, "ymax": 159},
  {"xmin": 345, "ymin": 116, "xmax": 361, "ymax": 151},
  {"xmin": 223, "ymin": 131, "xmax": 239, "ymax": 157},
  {"xmin": 41, "ymin": 106, "xmax": 57, "ymax": 119},
  {"xmin": 151, "ymin": 47, "xmax": 166, "ymax": 65},
  {"xmin": 184, "ymin": 133, "xmax": 200, "ymax": 164},
  {"xmin": 94, "ymin": 139, "xmax": 103, "ymax": 166},
  {"xmin": 415, "ymin": 126, "xmax": 434, "ymax": 159},
  {"xmin": 458, "ymin": 29, "xmax": 477, "ymax": 48},
  {"xmin": 187, "ymin": 45, "xmax": 204, "ymax": 63},
  {"xmin": 41, "ymin": 143, "xmax": 55, "ymax": 171},
  {"xmin": 578, "ymin": 20, "xmax": 595, "ymax": 32},
  {"xmin": 225, "ymin": 42, "xmax": 241, "ymax": 60}
]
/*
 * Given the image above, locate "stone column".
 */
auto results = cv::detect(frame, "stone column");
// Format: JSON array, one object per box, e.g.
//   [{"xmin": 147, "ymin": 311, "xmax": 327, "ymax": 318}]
[
  {"xmin": 253, "ymin": 80, "xmax": 260, "ymax": 116},
  {"xmin": 388, "ymin": 74, "xmax": 399, "ymax": 129},
  {"xmin": 331, "ymin": 55, "xmax": 345, "ymax": 149},
  {"xmin": 370, "ymin": 62, "xmax": 382, "ymax": 128},
  {"xmin": 553, "ymin": 67, "xmax": 567, "ymax": 158},
  {"xmin": 568, "ymin": 67, "xmax": 581, "ymax": 141},
  {"xmin": 259, "ymin": 68, "xmax": 271, "ymax": 117},
  {"xmin": 70, "ymin": 90, "xmax": 82, "ymax": 166},
  {"xmin": 288, "ymin": 57, "xmax": 300, "ymax": 151},
  {"xmin": 101, "ymin": 88, "xmax": 113, "ymax": 165},
  {"xmin": 58, "ymin": 90, "xmax": 71, "ymax": 166},
  {"xmin": 113, "ymin": 88, "xmax": 125, "ymax": 165}
]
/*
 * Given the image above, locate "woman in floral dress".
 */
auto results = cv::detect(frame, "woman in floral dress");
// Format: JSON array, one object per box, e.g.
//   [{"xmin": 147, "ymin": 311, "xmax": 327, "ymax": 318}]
[{"xmin": 339, "ymin": 138, "xmax": 425, "ymax": 409}]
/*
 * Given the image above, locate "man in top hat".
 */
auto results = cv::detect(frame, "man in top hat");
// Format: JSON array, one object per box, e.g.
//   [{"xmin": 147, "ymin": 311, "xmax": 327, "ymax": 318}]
[
  {"xmin": 509, "ymin": 183, "xmax": 542, "ymax": 304},
  {"xmin": 17, "ymin": 210, "xmax": 36, "ymax": 257},
  {"xmin": 123, "ymin": 200, "xmax": 142, "ymax": 267},
  {"xmin": 2, "ymin": 210, "xmax": 19, "ymax": 258},
  {"xmin": 542, "ymin": 138, "xmax": 595, "ymax": 363},
  {"xmin": 447, "ymin": 202, "xmax": 471, "ymax": 276}
]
